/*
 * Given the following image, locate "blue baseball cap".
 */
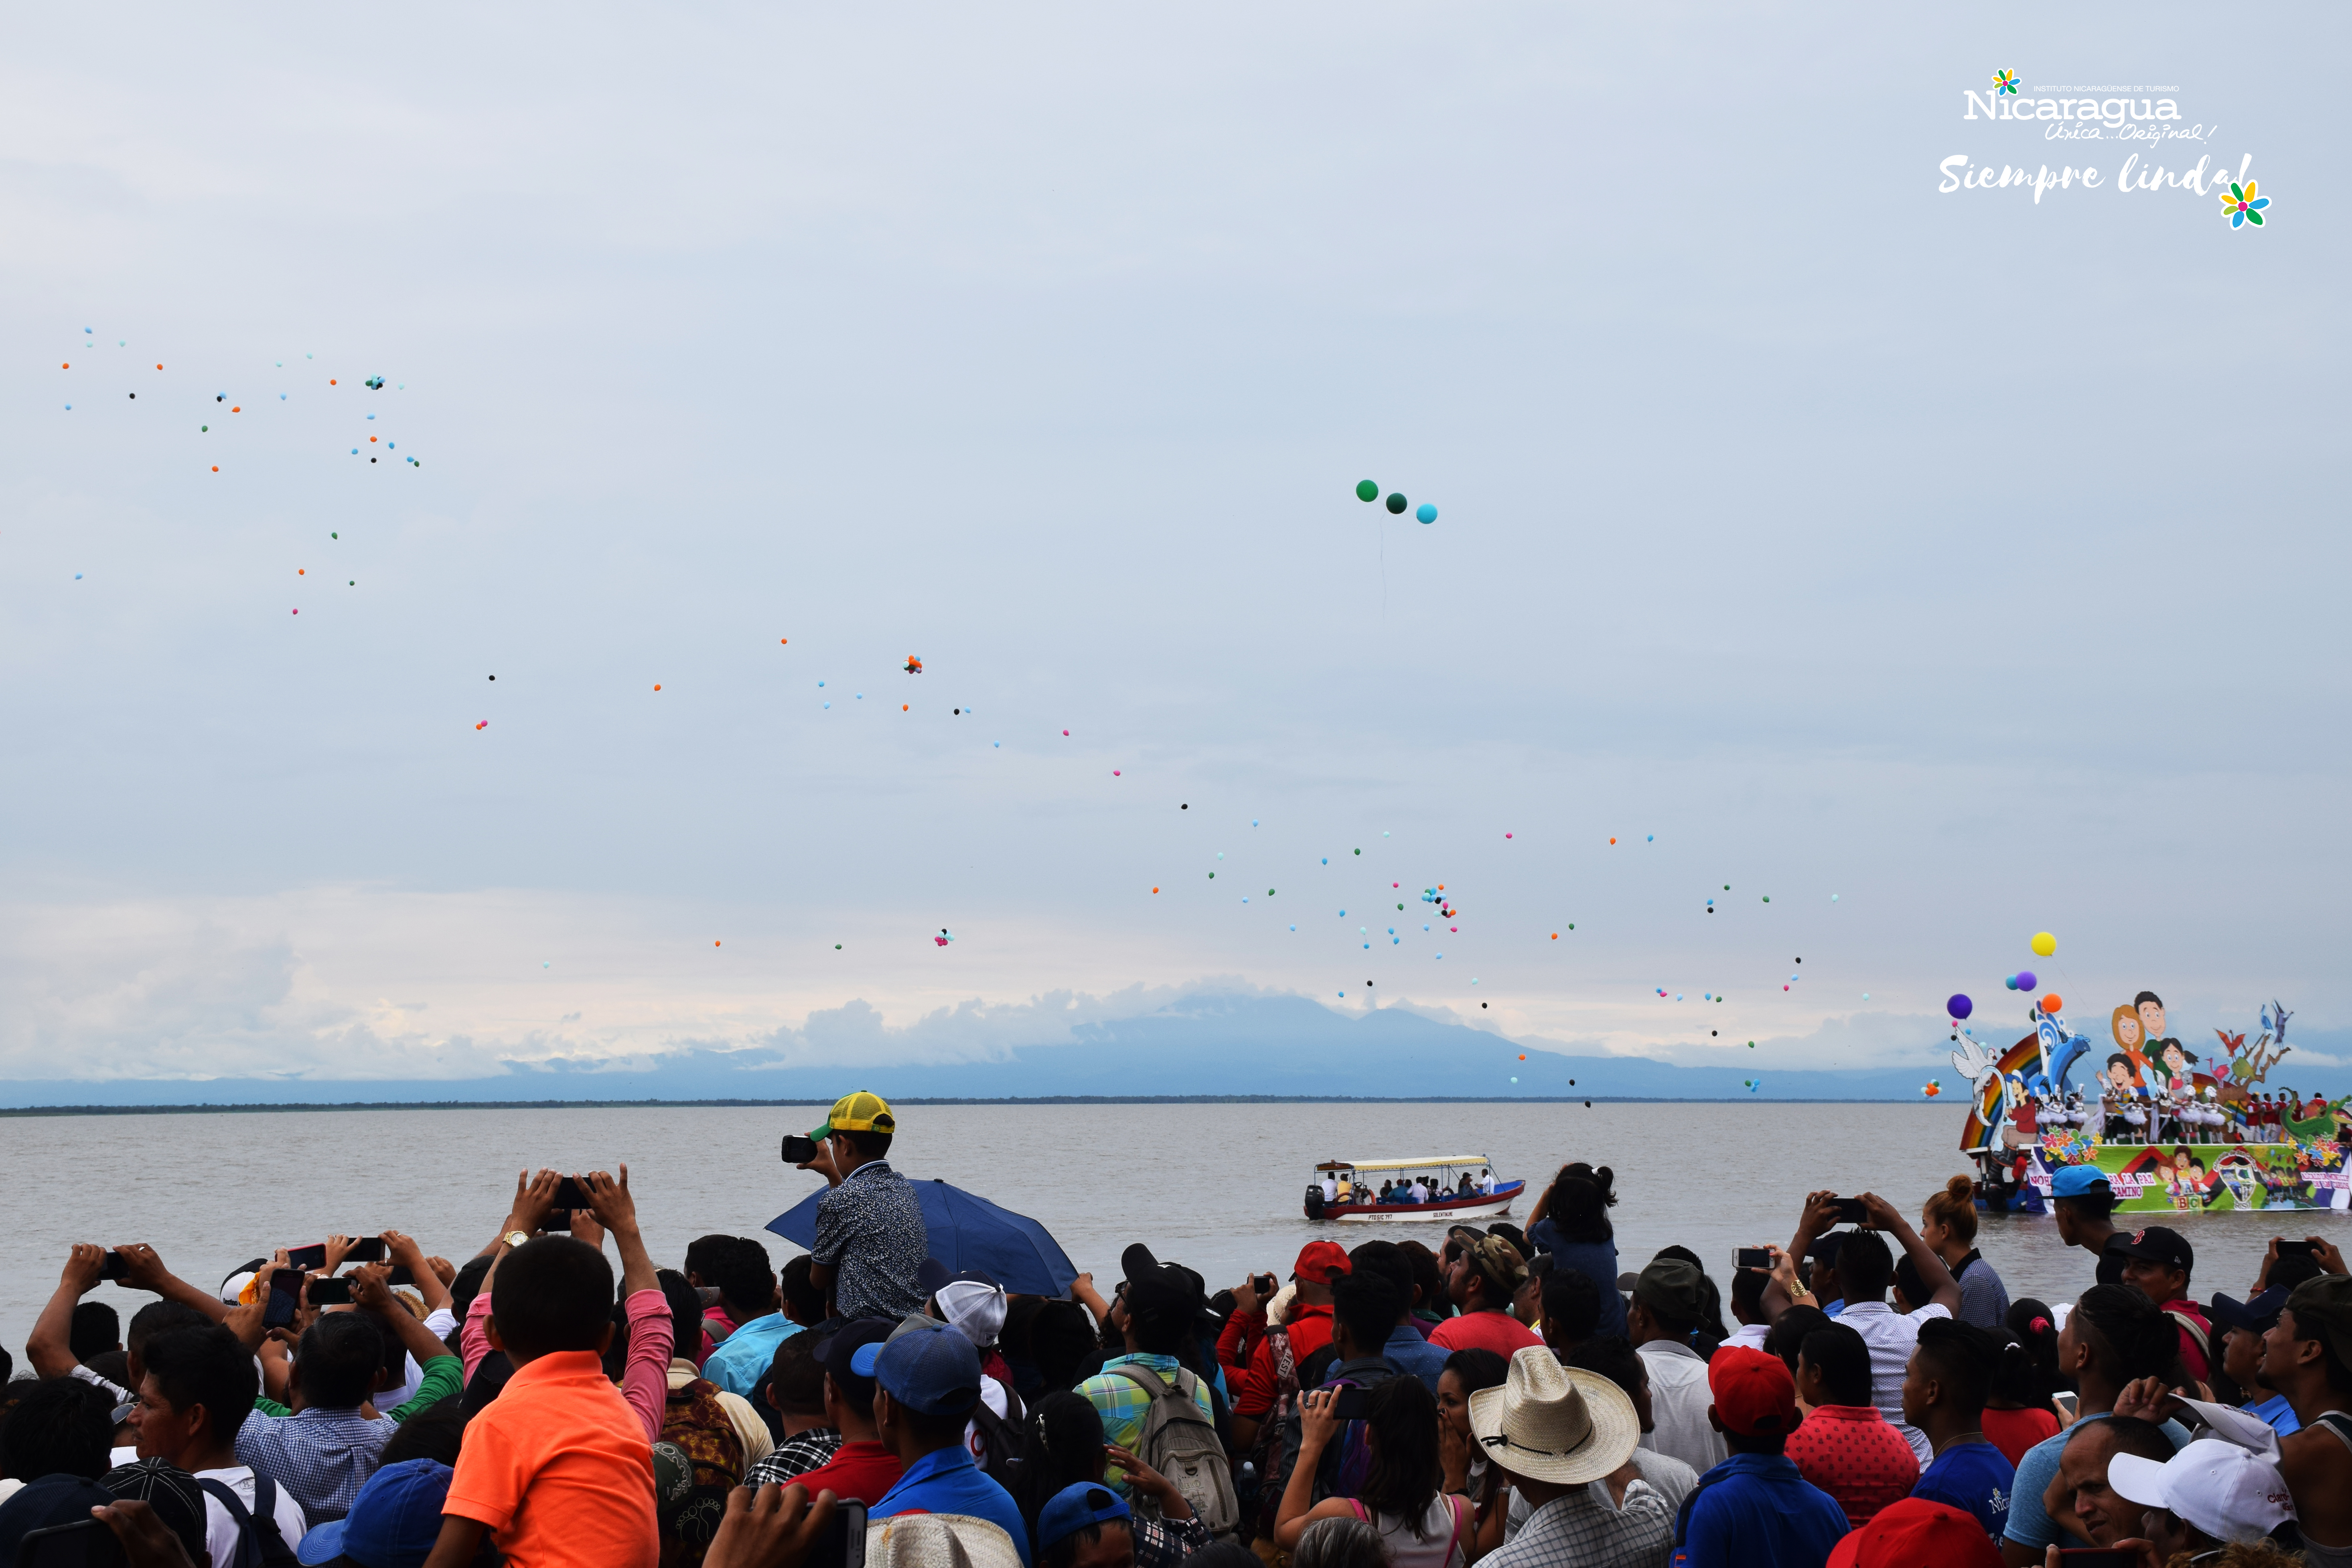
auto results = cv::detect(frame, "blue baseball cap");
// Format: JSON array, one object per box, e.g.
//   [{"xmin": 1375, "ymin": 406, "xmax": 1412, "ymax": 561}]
[
  {"xmin": 1036, "ymin": 1483, "xmax": 1130, "ymax": 1556},
  {"xmin": 867, "ymin": 1319, "xmax": 983, "ymax": 1415},
  {"xmin": 295, "ymin": 1459, "xmax": 453, "ymax": 1567},
  {"xmin": 2050, "ymin": 1166, "xmax": 2113, "ymax": 1200}
]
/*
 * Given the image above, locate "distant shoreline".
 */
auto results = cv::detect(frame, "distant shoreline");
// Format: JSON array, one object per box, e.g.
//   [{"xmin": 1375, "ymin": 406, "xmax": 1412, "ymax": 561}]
[{"xmin": 0, "ymin": 1094, "xmax": 1934, "ymax": 1116}]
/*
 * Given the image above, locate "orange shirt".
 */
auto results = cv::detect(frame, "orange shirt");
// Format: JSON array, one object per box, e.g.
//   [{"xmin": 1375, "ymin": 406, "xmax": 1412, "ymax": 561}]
[{"xmin": 444, "ymin": 1349, "xmax": 658, "ymax": 1568}]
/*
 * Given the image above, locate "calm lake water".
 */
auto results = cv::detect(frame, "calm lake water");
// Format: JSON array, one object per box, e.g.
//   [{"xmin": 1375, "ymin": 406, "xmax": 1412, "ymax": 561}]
[{"xmin": 6, "ymin": 1100, "xmax": 2340, "ymax": 1354}]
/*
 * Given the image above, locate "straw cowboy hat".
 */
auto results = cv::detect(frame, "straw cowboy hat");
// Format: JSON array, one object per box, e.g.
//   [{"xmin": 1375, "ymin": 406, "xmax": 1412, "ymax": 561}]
[{"xmin": 1466, "ymin": 1345, "xmax": 1641, "ymax": 1486}]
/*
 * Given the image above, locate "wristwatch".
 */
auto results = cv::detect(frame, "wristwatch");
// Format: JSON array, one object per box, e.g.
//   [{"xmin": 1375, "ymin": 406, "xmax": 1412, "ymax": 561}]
[{"xmin": 503, "ymin": 1230, "xmax": 531, "ymax": 1250}]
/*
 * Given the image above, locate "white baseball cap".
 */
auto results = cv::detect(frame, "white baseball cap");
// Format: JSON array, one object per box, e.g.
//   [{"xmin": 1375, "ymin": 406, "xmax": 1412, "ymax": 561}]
[{"xmin": 2107, "ymin": 1438, "xmax": 2296, "ymax": 1544}]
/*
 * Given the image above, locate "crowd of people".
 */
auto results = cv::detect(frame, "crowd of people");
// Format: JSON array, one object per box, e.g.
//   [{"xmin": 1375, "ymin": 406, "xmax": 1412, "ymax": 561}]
[{"xmin": 4, "ymin": 1093, "xmax": 2351, "ymax": 1568}]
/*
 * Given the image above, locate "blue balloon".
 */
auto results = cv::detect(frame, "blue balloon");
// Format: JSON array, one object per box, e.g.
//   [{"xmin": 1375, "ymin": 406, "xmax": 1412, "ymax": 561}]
[
  {"xmin": 2004, "ymin": 975, "xmax": 2018, "ymax": 990},
  {"xmin": 1947, "ymin": 994, "xmax": 1973, "ymax": 1020},
  {"xmin": 1415, "ymin": 503, "xmax": 1437, "ymax": 524}
]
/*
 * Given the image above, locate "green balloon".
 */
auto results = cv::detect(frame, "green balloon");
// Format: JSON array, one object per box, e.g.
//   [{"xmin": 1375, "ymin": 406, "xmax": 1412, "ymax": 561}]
[
  {"xmin": 1385, "ymin": 492, "xmax": 1407, "ymax": 514},
  {"xmin": 1355, "ymin": 480, "xmax": 1378, "ymax": 502}
]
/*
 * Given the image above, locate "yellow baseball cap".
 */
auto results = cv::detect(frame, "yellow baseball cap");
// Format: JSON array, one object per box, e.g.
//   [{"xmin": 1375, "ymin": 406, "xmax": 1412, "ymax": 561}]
[{"xmin": 811, "ymin": 1091, "xmax": 896, "ymax": 1141}]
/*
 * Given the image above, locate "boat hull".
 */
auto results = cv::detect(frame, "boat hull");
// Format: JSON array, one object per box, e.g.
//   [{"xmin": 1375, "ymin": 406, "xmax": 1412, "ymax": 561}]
[{"xmin": 1319, "ymin": 1182, "xmax": 1523, "ymax": 1223}]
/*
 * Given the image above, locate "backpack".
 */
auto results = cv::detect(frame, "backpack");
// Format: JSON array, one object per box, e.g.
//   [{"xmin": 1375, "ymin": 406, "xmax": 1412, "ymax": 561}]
[
  {"xmin": 195, "ymin": 1476, "xmax": 299, "ymax": 1568},
  {"xmin": 1312, "ymin": 1368, "xmax": 1389, "ymax": 1502},
  {"xmin": 659, "ymin": 1377, "xmax": 748, "ymax": 1568},
  {"xmin": 1245, "ymin": 1323, "xmax": 1300, "ymax": 1538},
  {"xmin": 967, "ymin": 1381, "xmax": 1025, "ymax": 1488},
  {"xmin": 1104, "ymin": 1363, "xmax": 1241, "ymax": 1540}
]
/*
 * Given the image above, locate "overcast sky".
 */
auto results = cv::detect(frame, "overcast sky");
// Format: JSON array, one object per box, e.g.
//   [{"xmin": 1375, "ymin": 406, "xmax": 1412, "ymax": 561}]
[{"xmin": 4, "ymin": 2, "xmax": 2344, "ymax": 1085}]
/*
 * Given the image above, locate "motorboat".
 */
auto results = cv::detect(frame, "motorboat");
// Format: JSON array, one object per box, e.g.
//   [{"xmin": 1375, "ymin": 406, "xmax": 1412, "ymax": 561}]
[{"xmin": 1304, "ymin": 1155, "xmax": 1523, "ymax": 1223}]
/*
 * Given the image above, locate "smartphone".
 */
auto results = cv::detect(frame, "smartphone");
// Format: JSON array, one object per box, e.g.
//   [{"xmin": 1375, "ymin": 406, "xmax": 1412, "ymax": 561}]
[
  {"xmin": 782, "ymin": 1134, "xmax": 820, "ymax": 1165},
  {"xmin": 802, "ymin": 1498, "xmax": 867, "ymax": 1568},
  {"xmin": 286, "ymin": 1243, "xmax": 328, "ymax": 1271},
  {"xmin": 388, "ymin": 1264, "xmax": 416, "ymax": 1287},
  {"xmin": 2056, "ymin": 1551, "xmax": 2141, "ymax": 1566},
  {"xmin": 308, "ymin": 1276, "xmax": 354, "ymax": 1306},
  {"xmin": 98, "ymin": 1250, "xmax": 131, "ymax": 1281},
  {"xmin": 541, "ymin": 1177, "xmax": 592, "ymax": 1229},
  {"xmin": 2279, "ymin": 1239, "xmax": 2318, "ymax": 1258},
  {"xmin": 18, "ymin": 1518, "xmax": 129, "ymax": 1568},
  {"xmin": 265, "ymin": 1270, "xmax": 306, "ymax": 1329},
  {"xmin": 1735, "ymin": 1248, "xmax": 1773, "ymax": 1270},
  {"xmin": 1328, "ymin": 1385, "xmax": 1371, "ymax": 1421},
  {"xmin": 343, "ymin": 1237, "xmax": 387, "ymax": 1264},
  {"xmin": 1828, "ymin": 1197, "xmax": 1869, "ymax": 1225}
]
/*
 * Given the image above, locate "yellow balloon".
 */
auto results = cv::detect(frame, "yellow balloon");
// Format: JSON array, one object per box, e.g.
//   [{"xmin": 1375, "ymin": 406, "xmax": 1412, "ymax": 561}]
[{"xmin": 2030, "ymin": 931, "xmax": 2057, "ymax": 957}]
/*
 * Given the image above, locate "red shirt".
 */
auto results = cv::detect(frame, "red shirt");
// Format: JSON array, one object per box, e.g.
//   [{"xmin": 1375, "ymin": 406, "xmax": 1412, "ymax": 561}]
[
  {"xmin": 1426, "ymin": 1310, "xmax": 1543, "ymax": 1358},
  {"xmin": 788, "ymin": 1440, "xmax": 905, "ymax": 1507},
  {"xmin": 1231, "ymin": 1306, "xmax": 1334, "ymax": 1418},
  {"xmin": 1982, "ymin": 1406, "xmax": 2061, "ymax": 1468},
  {"xmin": 1784, "ymin": 1404, "xmax": 1920, "ymax": 1530}
]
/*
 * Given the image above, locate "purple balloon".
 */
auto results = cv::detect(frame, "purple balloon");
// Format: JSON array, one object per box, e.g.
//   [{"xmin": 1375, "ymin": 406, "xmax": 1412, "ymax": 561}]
[
  {"xmin": 1947, "ymin": 994, "xmax": 1973, "ymax": 1020},
  {"xmin": 2016, "ymin": 970, "xmax": 2037, "ymax": 992}
]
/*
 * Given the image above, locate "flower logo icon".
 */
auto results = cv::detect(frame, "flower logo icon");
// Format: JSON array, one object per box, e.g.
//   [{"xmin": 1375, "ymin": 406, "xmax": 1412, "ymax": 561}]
[
  {"xmin": 2221, "ymin": 180, "xmax": 2271, "ymax": 228},
  {"xmin": 1993, "ymin": 69, "xmax": 2019, "ymax": 95}
]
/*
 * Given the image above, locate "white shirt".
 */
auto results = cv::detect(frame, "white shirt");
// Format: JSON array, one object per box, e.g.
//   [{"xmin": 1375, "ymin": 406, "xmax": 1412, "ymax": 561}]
[
  {"xmin": 1726, "ymin": 1322, "xmax": 1772, "ymax": 1351},
  {"xmin": 1833, "ymin": 1299, "xmax": 1949, "ymax": 1464},
  {"xmin": 1634, "ymin": 1340, "xmax": 1727, "ymax": 1475},
  {"xmin": 1322, "ymin": 1179, "xmax": 1338, "ymax": 1203},
  {"xmin": 194, "ymin": 1463, "xmax": 309, "ymax": 1568}
]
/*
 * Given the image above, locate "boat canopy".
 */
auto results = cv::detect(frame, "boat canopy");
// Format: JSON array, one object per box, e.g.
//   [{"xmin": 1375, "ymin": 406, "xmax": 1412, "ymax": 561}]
[{"xmin": 1314, "ymin": 1155, "xmax": 1490, "ymax": 1173}]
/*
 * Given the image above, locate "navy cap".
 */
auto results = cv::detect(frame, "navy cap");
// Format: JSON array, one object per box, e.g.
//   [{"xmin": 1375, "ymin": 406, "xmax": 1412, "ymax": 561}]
[
  {"xmin": 870, "ymin": 1320, "xmax": 984, "ymax": 1415},
  {"xmin": 823, "ymin": 1318, "xmax": 894, "ymax": 1406},
  {"xmin": 2111, "ymin": 1225, "xmax": 2194, "ymax": 1275},
  {"xmin": 2208, "ymin": 1288, "xmax": 2287, "ymax": 1340},
  {"xmin": 2050, "ymin": 1166, "xmax": 2113, "ymax": 1200},
  {"xmin": 295, "ymin": 1459, "xmax": 452, "ymax": 1567},
  {"xmin": 1036, "ymin": 1483, "xmax": 1130, "ymax": 1556}
]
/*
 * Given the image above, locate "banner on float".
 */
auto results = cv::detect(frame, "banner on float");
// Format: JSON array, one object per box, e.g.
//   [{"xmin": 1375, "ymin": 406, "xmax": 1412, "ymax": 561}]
[{"xmin": 2024, "ymin": 1137, "xmax": 2352, "ymax": 1213}]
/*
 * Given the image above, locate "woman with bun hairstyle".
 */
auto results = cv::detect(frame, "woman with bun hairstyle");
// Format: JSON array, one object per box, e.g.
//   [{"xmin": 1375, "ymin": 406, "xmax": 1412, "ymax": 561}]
[
  {"xmin": 1921, "ymin": 1174, "xmax": 2009, "ymax": 1329},
  {"xmin": 1523, "ymin": 1162, "xmax": 1626, "ymax": 1338}
]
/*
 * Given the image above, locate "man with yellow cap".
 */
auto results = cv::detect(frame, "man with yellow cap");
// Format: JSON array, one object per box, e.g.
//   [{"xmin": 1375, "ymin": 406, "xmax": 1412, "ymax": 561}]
[{"xmin": 797, "ymin": 1092, "xmax": 928, "ymax": 1323}]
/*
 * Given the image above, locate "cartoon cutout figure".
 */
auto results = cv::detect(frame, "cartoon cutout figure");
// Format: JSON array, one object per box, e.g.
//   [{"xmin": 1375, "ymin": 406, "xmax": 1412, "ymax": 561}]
[{"xmin": 2110, "ymin": 1006, "xmax": 2153, "ymax": 1087}]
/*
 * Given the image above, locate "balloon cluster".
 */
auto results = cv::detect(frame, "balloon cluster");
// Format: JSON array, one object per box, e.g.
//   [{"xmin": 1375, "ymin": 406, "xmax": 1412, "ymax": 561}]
[
  {"xmin": 1355, "ymin": 479, "xmax": 1439, "ymax": 525},
  {"xmin": 1921, "ymin": 1079, "xmax": 1942, "ymax": 1098}
]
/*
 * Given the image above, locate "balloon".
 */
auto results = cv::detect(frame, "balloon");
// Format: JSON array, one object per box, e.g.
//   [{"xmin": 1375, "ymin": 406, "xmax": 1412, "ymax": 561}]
[
  {"xmin": 1385, "ymin": 492, "xmax": 1407, "ymax": 514},
  {"xmin": 1355, "ymin": 480, "xmax": 1378, "ymax": 502},
  {"xmin": 2031, "ymin": 931, "xmax": 2056, "ymax": 957},
  {"xmin": 2016, "ymin": 970, "xmax": 2036, "ymax": 991},
  {"xmin": 2041, "ymin": 993, "xmax": 2063, "ymax": 1013},
  {"xmin": 1415, "ymin": 503, "xmax": 1437, "ymax": 524},
  {"xmin": 2003, "ymin": 975, "xmax": 2018, "ymax": 990},
  {"xmin": 1947, "ymin": 994, "xmax": 1973, "ymax": 1020}
]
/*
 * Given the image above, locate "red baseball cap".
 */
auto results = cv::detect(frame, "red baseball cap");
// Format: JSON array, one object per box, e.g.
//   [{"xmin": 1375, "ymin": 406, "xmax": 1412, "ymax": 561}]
[
  {"xmin": 1292, "ymin": 1241, "xmax": 1352, "ymax": 1284},
  {"xmin": 1826, "ymin": 1497, "xmax": 2002, "ymax": 1568},
  {"xmin": 1706, "ymin": 1346, "xmax": 1796, "ymax": 1437}
]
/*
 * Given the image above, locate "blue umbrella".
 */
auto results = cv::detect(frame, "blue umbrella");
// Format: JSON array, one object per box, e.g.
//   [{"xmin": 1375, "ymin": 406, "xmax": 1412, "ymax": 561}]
[{"xmin": 767, "ymin": 1177, "xmax": 1079, "ymax": 1298}]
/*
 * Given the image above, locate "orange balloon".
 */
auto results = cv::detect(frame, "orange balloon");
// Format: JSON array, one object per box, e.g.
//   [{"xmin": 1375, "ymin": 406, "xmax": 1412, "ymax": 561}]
[
  {"xmin": 329, "ymin": 378, "xmax": 336, "ymax": 384},
  {"xmin": 1152, "ymin": 887, "xmax": 1159, "ymax": 894},
  {"xmin": 1609, "ymin": 837, "xmax": 1616, "ymax": 844},
  {"xmin": 61, "ymin": 362, "xmax": 67, "ymax": 369},
  {"xmin": 1550, "ymin": 932, "xmax": 1558, "ymax": 940},
  {"xmin": 714, "ymin": 940, "xmax": 721, "ymax": 947},
  {"xmin": 369, "ymin": 436, "xmax": 376, "ymax": 442},
  {"xmin": 1518, "ymin": 1055, "xmax": 1526, "ymax": 1061},
  {"xmin": 231, "ymin": 406, "xmax": 239, "ymax": 412},
  {"xmin": 211, "ymin": 466, "xmax": 218, "ymax": 472},
  {"xmin": 297, "ymin": 569, "xmax": 304, "ymax": 575},
  {"xmin": 902, "ymin": 704, "xmax": 908, "ymax": 711},
  {"xmin": 780, "ymin": 638, "xmax": 788, "ymax": 645},
  {"xmin": 155, "ymin": 363, "xmax": 161, "ymax": 369},
  {"xmin": 2041, "ymin": 993, "xmax": 2063, "ymax": 1012},
  {"xmin": 653, "ymin": 684, "xmax": 661, "ymax": 690}
]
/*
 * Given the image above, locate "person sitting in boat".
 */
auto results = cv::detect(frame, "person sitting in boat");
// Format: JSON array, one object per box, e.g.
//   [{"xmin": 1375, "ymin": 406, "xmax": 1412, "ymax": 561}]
[
  {"xmin": 1378, "ymin": 1180, "xmax": 1395, "ymax": 1204},
  {"xmin": 1321, "ymin": 1172, "xmax": 1339, "ymax": 1207},
  {"xmin": 1479, "ymin": 1168, "xmax": 1496, "ymax": 1194}
]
